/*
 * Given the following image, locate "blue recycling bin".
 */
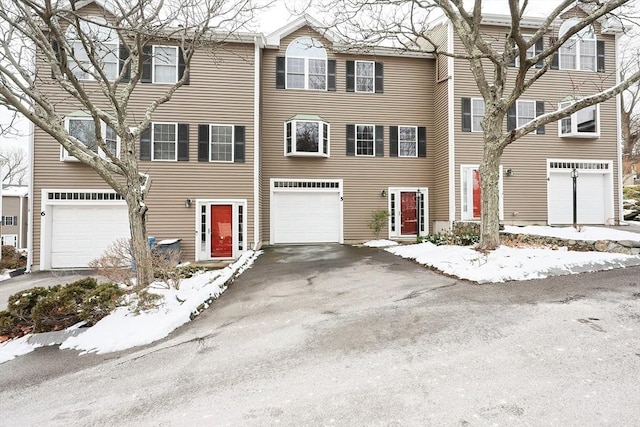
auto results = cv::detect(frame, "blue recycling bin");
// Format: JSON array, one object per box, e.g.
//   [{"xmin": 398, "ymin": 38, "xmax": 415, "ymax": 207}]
[{"xmin": 131, "ymin": 236, "xmax": 156, "ymax": 271}]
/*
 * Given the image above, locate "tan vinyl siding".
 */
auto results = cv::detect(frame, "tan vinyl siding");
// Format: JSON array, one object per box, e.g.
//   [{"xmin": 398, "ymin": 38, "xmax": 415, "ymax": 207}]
[
  {"xmin": 32, "ymin": 42, "xmax": 257, "ymax": 267},
  {"xmin": 262, "ymin": 27, "xmax": 436, "ymax": 242},
  {"xmin": 452, "ymin": 24, "xmax": 620, "ymax": 224}
]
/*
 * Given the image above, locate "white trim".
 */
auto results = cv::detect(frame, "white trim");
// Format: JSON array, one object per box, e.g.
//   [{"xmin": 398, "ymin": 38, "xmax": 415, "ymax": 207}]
[
  {"xmin": 515, "ymin": 100, "xmax": 536, "ymax": 127},
  {"xmin": 27, "ymin": 120, "xmax": 34, "ymax": 271},
  {"xmin": 253, "ymin": 39, "xmax": 261, "ymax": 249},
  {"xmin": 152, "ymin": 45, "xmax": 179, "ymax": 84},
  {"xmin": 558, "ymin": 20, "xmax": 597, "ymax": 72},
  {"xmin": 284, "ymin": 119, "xmax": 330, "ymax": 157},
  {"xmin": 194, "ymin": 199, "xmax": 248, "ymax": 261},
  {"xmin": 354, "ymin": 124, "xmax": 375, "ymax": 157},
  {"xmin": 265, "ymin": 14, "xmax": 339, "ymax": 48},
  {"xmin": 397, "ymin": 125, "xmax": 418, "ymax": 158},
  {"xmin": 615, "ymin": 32, "xmax": 623, "ymax": 224},
  {"xmin": 151, "ymin": 122, "xmax": 179, "ymax": 161},
  {"xmin": 557, "ymin": 102, "xmax": 600, "ymax": 138},
  {"xmin": 448, "ymin": 21, "xmax": 456, "ymax": 224},
  {"xmin": 208, "ymin": 124, "xmax": 235, "ymax": 163},
  {"xmin": 387, "ymin": 187, "xmax": 429, "ymax": 238},
  {"xmin": 470, "ymin": 98, "xmax": 485, "ymax": 133},
  {"xmin": 354, "ymin": 60, "xmax": 375, "ymax": 93},
  {"xmin": 1, "ymin": 234, "xmax": 18, "ymax": 247},
  {"xmin": 40, "ymin": 188, "xmax": 126, "ymax": 271},
  {"xmin": 61, "ymin": 116, "xmax": 121, "ymax": 161},
  {"xmin": 269, "ymin": 178, "xmax": 343, "ymax": 245}
]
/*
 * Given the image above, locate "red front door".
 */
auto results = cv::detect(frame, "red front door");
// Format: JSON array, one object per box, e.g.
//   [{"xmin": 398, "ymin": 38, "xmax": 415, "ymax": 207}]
[
  {"xmin": 211, "ymin": 205, "xmax": 233, "ymax": 257},
  {"xmin": 400, "ymin": 192, "xmax": 418, "ymax": 235},
  {"xmin": 473, "ymin": 169, "xmax": 481, "ymax": 218}
]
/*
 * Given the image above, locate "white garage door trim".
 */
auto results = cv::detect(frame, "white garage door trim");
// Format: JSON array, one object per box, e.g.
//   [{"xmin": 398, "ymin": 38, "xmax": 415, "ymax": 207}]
[
  {"xmin": 546, "ymin": 159, "xmax": 614, "ymax": 225},
  {"xmin": 270, "ymin": 178, "xmax": 343, "ymax": 244},
  {"xmin": 41, "ymin": 189, "xmax": 129, "ymax": 270}
]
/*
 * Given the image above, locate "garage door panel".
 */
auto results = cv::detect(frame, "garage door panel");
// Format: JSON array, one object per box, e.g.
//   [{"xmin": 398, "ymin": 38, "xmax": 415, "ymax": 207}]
[
  {"xmin": 50, "ymin": 205, "xmax": 129, "ymax": 268},
  {"xmin": 272, "ymin": 191, "xmax": 341, "ymax": 244},
  {"xmin": 548, "ymin": 172, "xmax": 606, "ymax": 225}
]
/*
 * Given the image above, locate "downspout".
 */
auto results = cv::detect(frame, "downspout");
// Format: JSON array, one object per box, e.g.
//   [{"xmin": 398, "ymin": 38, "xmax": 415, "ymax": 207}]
[
  {"xmin": 26, "ymin": 120, "xmax": 34, "ymax": 272},
  {"xmin": 19, "ymin": 193, "xmax": 25, "ymax": 248},
  {"xmin": 615, "ymin": 31, "xmax": 623, "ymax": 225},
  {"xmin": 447, "ymin": 22, "xmax": 456, "ymax": 226},
  {"xmin": 253, "ymin": 36, "xmax": 262, "ymax": 250}
]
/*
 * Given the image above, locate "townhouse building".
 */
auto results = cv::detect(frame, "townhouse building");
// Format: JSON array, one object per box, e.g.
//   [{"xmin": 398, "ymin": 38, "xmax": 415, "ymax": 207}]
[{"xmin": 28, "ymin": 2, "xmax": 625, "ymax": 271}]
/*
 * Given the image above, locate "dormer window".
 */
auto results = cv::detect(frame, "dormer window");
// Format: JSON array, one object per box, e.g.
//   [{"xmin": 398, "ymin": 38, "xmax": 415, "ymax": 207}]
[
  {"xmin": 285, "ymin": 37, "xmax": 327, "ymax": 90},
  {"xmin": 285, "ymin": 115, "xmax": 329, "ymax": 157}
]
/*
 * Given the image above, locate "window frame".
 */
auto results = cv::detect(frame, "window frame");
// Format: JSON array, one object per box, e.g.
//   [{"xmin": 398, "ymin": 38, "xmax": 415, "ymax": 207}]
[
  {"xmin": 355, "ymin": 60, "xmax": 375, "ymax": 93},
  {"xmin": 398, "ymin": 125, "xmax": 418, "ymax": 158},
  {"xmin": 355, "ymin": 124, "xmax": 376, "ymax": 156},
  {"xmin": 557, "ymin": 101, "xmax": 600, "ymax": 138},
  {"xmin": 208, "ymin": 124, "xmax": 235, "ymax": 163},
  {"xmin": 151, "ymin": 122, "xmax": 179, "ymax": 161},
  {"xmin": 152, "ymin": 45, "xmax": 179, "ymax": 84},
  {"xmin": 471, "ymin": 98, "xmax": 485, "ymax": 132},
  {"xmin": 460, "ymin": 165, "xmax": 504, "ymax": 221},
  {"xmin": 285, "ymin": 37, "xmax": 328, "ymax": 91},
  {"xmin": 558, "ymin": 19, "xmax": 597, "ymax": 72},
  {"xmin": 516, "ymin": 100, "xmax": 536, "ymax": 127},
  {"xmin": 284, "ymin": 119, "xmax": 330, "ymax": 157},
  {"xmin": 1, "ymin": 216, "xmax": 17, "ymax": 226},
  {"xmin": 66, "ymin": 18, "xmax": 119, "ymax": 81},
  {"xmin": 61, "ymin": 116, "xmax": 120, "ymax": 162},
  {"xmin": 514, "ymin": 35, "xmax": 536, "ymax": 67}
]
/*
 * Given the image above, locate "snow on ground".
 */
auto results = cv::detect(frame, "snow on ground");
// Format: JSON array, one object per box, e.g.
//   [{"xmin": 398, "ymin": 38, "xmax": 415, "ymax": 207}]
[
  {"xmin": 0, "ymin": 273, "xmax": 10, "ymax": 282},
  {"xmin": 1, "ymin": 251, "xmax": 260, "ymax": 362},
  {"xmin": 503, "ymin": 225, "xmax": 640, "ymax": 242},
  {"xmin": 386, "ymin": 242, "xmax": 636, "ymax": 284},
  {"xmin": 363, "ymin": 239, "xmax": 399, "ymax": 248},
  {"xmin": 0, "ymin": 335, "xmax": 40, "ymax": 364}
]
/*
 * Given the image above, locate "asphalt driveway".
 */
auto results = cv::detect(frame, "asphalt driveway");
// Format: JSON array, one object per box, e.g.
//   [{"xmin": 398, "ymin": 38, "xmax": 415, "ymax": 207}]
[{"xmin": 2, "ymin": 244, "xmax": 640, "ymax": 425}]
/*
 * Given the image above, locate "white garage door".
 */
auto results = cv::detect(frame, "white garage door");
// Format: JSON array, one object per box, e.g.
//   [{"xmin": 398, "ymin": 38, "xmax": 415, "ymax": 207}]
[
  {"xmin": 547, "ymin": 161, "xmax": 612, "ymax": 225},
  {"xmin": 50, "ymin": 205, "xmax": 130, "ymax": 268},
  {"xmin": 271, "ymin": 180, "xmax": 342, "ymax": 244}
]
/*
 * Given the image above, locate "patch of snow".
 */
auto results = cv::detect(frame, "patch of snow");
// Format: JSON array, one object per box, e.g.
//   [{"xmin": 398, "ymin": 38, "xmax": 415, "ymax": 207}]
[
  {"xmin": 157, "ymin": 239, "xmax": 180, "ymax": 245},
  {"xmin": 503, "ymin": 225, "xmax": 640, "ymax": 242},
  {"xmin": 387, "ymin": 243, "xmax": 637, "ymax": 284},
  {"xmin": 363, "ymin": 240, "xmax": 399, "ymax": 248},
  {"xmin": 60, "ymin": 250, "xmax": 261, "ymax": 355},
  {"xmin": 0, "ymin": 273, "xmax": 10, "ymax": 282},
  {"xmin": 0, "ymin": 335, "xmax": 40, "ymax": 364}
]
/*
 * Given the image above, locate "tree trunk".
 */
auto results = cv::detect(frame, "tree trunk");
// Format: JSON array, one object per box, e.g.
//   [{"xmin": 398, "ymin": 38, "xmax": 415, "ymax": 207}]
[
  {"xmin": 126, "ymin": 189, "xmax": 154, "ymax": 289},
  {"xmin": 477, "ymin": 128, "xmax": 504, "ymax": 251}
]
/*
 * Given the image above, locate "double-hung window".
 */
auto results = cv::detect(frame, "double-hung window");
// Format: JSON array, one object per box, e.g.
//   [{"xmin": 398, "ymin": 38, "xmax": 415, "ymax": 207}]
[
  {"xmin": 152, "ymin": 123, "xmax": 178, "ymax": 160},
  {"xmin": 558, "ymin": 101, "xmax": 599, "ymax": 138},
  {"xmin": 1, "ymin": 216, "xmax": 17, "ymax": 226},
  {"xmin": 153, "ymin": 46, "xmax": 179, "ymax": 83},
  {"xmin": 558, "ymin": 19, "xmax": 597, "ymax": 71},
  {"xmin": 355, "ymin": 61, "xmax": 374, "ymax": 93},
  {"xmin": 209, "ymin": 125, "xmax": 234, "ymax": 162},
  {"xmin": 398, "ymin": 126, "xmax": 418, "ymax": 157},
  {"xmin": 67, "ymin": 19, "xmax": 119, "ymax": 80},
  {"xmin": 285, "ymin": 116, "xmax": 329, "ymax": 157},
  {"xmin": 285, "ymin": 37, "xmax": 327, "ymax": 90},
  {"xmin": 62, "ymin": 115, "xmax": 119, "ymax": 161},
  {"xmin": 356, "ymin": 124, "xmax": 375, "ymax": 156},
  {"xmin": 516, "ymin": 100, "xmax": 536, "ymax": 127}
]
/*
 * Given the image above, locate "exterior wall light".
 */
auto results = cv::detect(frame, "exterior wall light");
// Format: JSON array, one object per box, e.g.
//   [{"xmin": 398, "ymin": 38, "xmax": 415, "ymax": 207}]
[{"xmin": 185, "ymin": 199, "xmax": 193, "ymax": 208}]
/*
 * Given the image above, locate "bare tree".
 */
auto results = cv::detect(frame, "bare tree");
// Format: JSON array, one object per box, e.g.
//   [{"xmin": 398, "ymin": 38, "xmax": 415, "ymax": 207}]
[
  {"xmin": 319, "ymin": 0, "xmax": 640, "ymax": 249},
  {"xmin": 620, "ymin": 34, "xmax": 640, "ymax": 158},
  {"xmin": 0, "ymin": 0, "xmax": 267, "ymax": 287},
  {"xmin": 0, "ymin": 148, "xmax": 28, "ymax": 185}
]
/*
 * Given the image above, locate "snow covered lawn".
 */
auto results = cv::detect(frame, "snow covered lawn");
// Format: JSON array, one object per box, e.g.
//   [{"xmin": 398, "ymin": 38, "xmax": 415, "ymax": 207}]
[
  {"xmin": 1, "ymin": 251, "xmax": 260, "ymax": 363},
  {"xmin": 382, "ymin": 225, "xmax": 640, "ymax": 284}
]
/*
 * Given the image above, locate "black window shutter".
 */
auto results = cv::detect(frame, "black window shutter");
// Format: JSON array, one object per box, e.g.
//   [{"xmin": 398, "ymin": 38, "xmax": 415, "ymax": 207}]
[
  {"xmin": 276, "ymin": 56, "xmax": 285, "ymax": 89},
  {"xmin": 507, "ymin": 104, "xmax": 517, "ymax": 131},
  {"xmin": 177, "ymin": 123, "xmax": 189, "ymax": 161},
  {"xmin": 536, "ymin": 101, "xmax": 546, "ymax": 134},
  {"xmin": 119, "ymin": 44, "xmax": 130, "ymax": 82},
  {"xmin": 375, "ymin": 125, "xmax": 384, "ymax": 157},
  {"xmin": 375, "ymin": 62, "xmax": 384, "ymax": 93},
  {"xmin": 328, "ymin": 60, "xmax": 336, "ymax": 91},
  {"xmin": 141, "ymin": 45, "xmax": 153, "ymax": 83},
  {"xmin": 346, "ymin": 125, "xmax": 355, "ymax": 156},
  {"xmin": 550, "ymin": 37, "xmax": 559, "ymax": 70},
  {"xmin": 461, "ymin": 97, "xmax": 472, "ymax": 132},
  {"xmin": 198, "ymin": 125, "xmax": 209, "ymax": 162},
  {"xmin": 178, "ymin": 48, "xmax": 189, "ymax": 84},
  {"xmin": 597, "ymin": 41, "xmax": 605, "ymax": 73},
  {"xmin": 51, "ymin": 40, "xmax": 60, "ymax": 79},
  {"xmin": 389, "ymin": 126, "xmax": 398, "ymax": 157},
  {"xmin": 418, "ymin": 127, "xmax": 426, "ymax": 157},
  {"xmin": 234, "ymin": 125, "xmax": 245, "ymax": 163},
  {"xmin": 535, "ymin": 38, "xmax": 544, "ymax": 68},
  {"xmin": 346, "ymin": 61, "xmax": 355, "ymax": 92},
  {"xmin": 140, "ymin": 127, "xmax": 151, "ymax": 160}
]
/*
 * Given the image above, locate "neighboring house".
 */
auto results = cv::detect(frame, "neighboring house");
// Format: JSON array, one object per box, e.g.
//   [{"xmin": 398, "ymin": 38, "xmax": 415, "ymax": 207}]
[
  {"xmin": 2, "ymin": 185, "xmax": 28, "ymax": 248},
  {"xmin": 28, "ymin": 2, "xmax": 626, "ymax": 270}
]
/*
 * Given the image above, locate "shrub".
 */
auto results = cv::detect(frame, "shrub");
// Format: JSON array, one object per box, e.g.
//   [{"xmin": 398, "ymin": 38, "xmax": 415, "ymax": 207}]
[
  {"xmin": 623, "ymin": 185, "xmax": 640, "ymax": 200},
  {"xmin": 421, "ymin": 231, "xmax": 480, "ymax": 246},
  {"xmin": 79, "ymin": 283, "xmax": 124, "ymax": 325},
  {"xmin": 368, "ymin": 209, "xmax": 390, "ymax": 239},
  {"xmin": 88, "ymin": 238, "xmax": 135, "ymax": 287},
  {"xmin": 7, "ymin": 286, "xmax": 52, "ymax": 322},
  {"xmin": 0, "ymin": 245, "xmax": 27, "ymax": 270},
  {"xmin": 0, "ymin": 311, "xmax": 19, "ymax": 336}
]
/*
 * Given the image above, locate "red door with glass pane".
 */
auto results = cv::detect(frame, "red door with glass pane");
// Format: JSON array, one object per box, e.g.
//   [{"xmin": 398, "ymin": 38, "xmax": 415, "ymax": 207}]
[
  {"xmin": 211, "ymin": 205, "xmax": 233, "ymax": 257},
  {"xmin": 473, "ymin": 169, "xmax": 481, "ymax": 218},
  {"xmin": 400, "ymin": 192, "xmax": 418, "ymax": 235}
]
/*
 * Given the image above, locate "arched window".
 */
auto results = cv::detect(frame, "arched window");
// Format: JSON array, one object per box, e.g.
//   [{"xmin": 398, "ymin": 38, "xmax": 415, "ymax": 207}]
[
  {"xmin": 285, "ymin": 37, "xmax": 327, "ymax": 90},
  {"xmin": 65, "ymin": 18, "xmax": 119, "ymax": 80},
  {"xmin": 558, "ymin": 18, "xmax": 596, "ymax": 71}
]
